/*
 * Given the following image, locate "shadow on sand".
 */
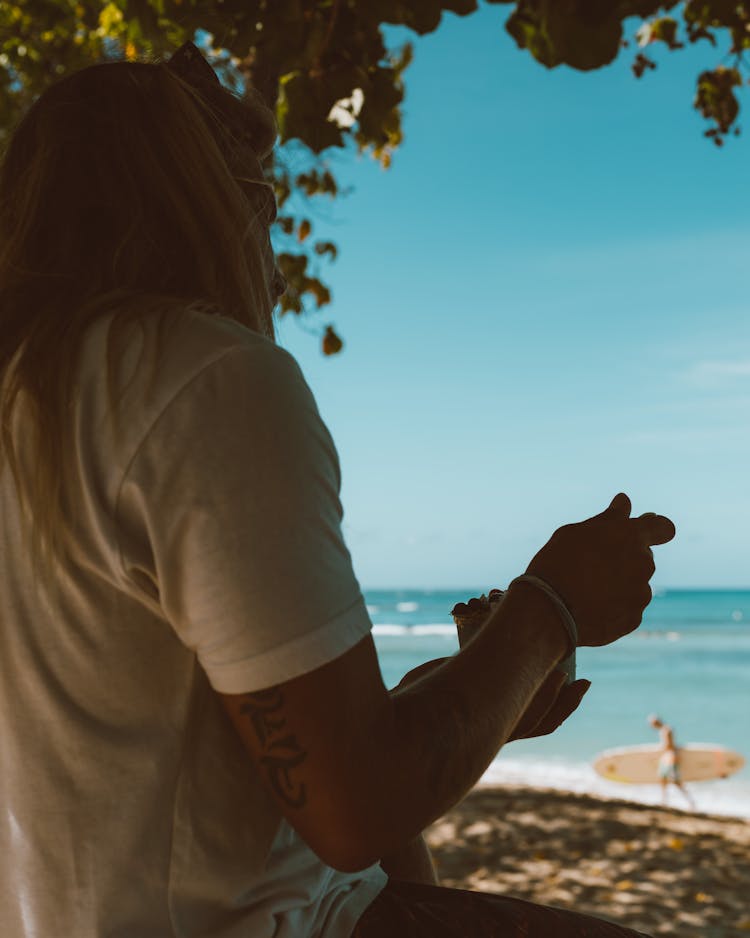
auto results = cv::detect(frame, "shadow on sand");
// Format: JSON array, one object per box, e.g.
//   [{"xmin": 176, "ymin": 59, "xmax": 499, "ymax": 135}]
[{"xmin": 426, "ymin": 786, "xmax": 750, "ymax": 937}]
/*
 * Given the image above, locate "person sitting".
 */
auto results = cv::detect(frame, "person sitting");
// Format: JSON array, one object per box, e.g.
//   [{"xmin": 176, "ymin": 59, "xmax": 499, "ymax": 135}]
[{"xmin": 0, "ymin": 41, "xmax": 676, "ymax": 937}]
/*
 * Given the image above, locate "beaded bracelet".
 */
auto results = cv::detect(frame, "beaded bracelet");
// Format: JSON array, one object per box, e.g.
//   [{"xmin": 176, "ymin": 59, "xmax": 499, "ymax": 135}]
[{"xmin": 507, "ymin": 574, "xmax": 578, "ymax": 658}]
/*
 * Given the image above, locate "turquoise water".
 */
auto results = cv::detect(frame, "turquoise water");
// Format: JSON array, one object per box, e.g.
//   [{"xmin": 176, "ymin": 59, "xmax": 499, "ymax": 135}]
[{"xmin": 366, "ymin": 588, "xmax": 750, "ymax": 818}]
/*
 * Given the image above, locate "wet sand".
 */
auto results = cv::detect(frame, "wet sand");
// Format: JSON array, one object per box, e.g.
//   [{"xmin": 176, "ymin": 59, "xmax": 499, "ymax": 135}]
[{"xmin": 425, "ymin": 785, "xmax": 750, "ymax": 937}]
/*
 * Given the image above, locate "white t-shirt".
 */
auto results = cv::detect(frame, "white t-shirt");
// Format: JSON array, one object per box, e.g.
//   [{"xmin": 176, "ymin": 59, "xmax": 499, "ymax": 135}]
[{"xmin": 0, "ymin": 304, "xmax": 387, "ymax": 937}]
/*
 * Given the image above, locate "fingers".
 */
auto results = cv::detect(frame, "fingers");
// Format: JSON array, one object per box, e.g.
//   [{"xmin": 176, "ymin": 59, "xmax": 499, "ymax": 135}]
[
  {"xmin": 511, "ymin": 677, "xmax": 560, "ymax": 737},
  {"xmin": 596, "ymin": 497, "xmax": 675, "ymax": 547},
  {"xmin": 508, "ymin": 670, "xmax": 567, "ymax": 741},
  {"xmin": 560, "ymin": 679, "xmax": 591, "ymax": 717},
  {"xmin": 633, "ymin": 512, "xmax": 676, "ymax": 547},
  {"xmin": 631, "ymin": 544, "xmax": 655, "ymax": 581},
  {"xmin": 638, "ymin": 581, "xmax": 653, "ymax": 612},
  {"xmin": 519, "ymin": 679, "xmax": 591, "ymax": 739},
  {"xmin": 593, "ymin": 492, "xmax": 631, "ymax": 521},
  {"xmin": 608, "ymin": 492, "xmax": 632, "ymax": 517},
  {"xmin": 594, "ymin": 497, "xmax": 675, "ymax": 548},
  {"xmin": 547, "ymin": 679, "xmax": 591, "ymax": 729}
]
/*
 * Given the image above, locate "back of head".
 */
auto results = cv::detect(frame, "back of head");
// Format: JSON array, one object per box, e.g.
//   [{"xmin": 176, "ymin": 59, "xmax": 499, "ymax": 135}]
[
  {"xmin": 0, "ymin": 50, "xmax": 278, "ymax": 589},
  {"xmin": 0, "ymin": 53, "xmax": 277, "ymax": 332}
]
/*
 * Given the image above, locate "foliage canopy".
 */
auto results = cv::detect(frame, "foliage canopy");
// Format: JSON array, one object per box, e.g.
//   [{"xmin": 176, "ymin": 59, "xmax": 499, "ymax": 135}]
[{"xmin": 1, "ymin": 0, "xmax": 748, "ymax": 352}]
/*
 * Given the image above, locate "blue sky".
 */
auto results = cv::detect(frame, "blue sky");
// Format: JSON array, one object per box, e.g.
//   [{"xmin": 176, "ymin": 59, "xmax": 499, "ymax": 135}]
[{"xmin": 271, "ymin": 5, "xmax": 750, "ymax": 590}]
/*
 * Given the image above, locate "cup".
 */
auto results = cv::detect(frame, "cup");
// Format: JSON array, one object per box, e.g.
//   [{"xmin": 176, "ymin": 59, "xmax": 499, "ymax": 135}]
[{"xmin": 451, "ymin": 589, "xmax": 576, "ymax": 682}]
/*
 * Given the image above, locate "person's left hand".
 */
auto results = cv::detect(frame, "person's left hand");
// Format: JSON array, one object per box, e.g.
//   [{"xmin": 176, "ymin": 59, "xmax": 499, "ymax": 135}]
[
  {"xmin": 508, "ymin": 672, "xmax": 591, "ymax": 741},
  {"xmin": 392, "ymin": 660, "xmax": 591, "ymax": 741}
]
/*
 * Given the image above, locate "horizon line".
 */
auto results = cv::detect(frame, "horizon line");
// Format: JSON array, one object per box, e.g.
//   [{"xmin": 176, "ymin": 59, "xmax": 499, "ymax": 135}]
[{"xmin": 360, "ymin": 585, "xmax": 750, "ymax": 593}]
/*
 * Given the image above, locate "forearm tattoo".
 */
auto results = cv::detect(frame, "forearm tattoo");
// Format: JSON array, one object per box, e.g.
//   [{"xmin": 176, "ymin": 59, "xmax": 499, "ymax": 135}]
[{"xmin": 239, "ymin": 688, "xmax": 308, "ymax": 809}]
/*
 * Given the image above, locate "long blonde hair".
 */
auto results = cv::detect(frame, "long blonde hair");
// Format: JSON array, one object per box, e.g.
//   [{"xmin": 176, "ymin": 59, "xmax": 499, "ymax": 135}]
[{"xmin": 0, "ymin": 54, "xmax": 277, "ymax": 593}]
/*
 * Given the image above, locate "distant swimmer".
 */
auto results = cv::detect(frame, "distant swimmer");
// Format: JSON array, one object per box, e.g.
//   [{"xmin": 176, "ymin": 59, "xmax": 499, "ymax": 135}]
[{"xmin": 648, "ymin": 714, "xmax": 696, "ymax": 810}]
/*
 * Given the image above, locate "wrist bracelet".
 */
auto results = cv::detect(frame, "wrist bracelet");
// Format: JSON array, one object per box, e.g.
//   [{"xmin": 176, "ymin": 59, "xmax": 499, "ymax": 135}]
[{"xmin": 507, "ymin": 574, "xmax": 578, "ymax": 658}]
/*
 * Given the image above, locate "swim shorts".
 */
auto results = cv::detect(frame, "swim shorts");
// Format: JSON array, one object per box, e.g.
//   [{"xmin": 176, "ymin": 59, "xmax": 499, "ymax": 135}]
[
  {"xmin": 351, "ymin": 879, "xmax": 653, "ymax": 937},
  {"xmin": 657, "ymin": 752, "xmax": 680, "ymax": 782}
]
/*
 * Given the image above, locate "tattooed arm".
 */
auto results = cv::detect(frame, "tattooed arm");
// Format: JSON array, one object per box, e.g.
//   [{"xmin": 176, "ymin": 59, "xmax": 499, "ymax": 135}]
[
  {"xmin": 218, "ymin": 582, "xmax": 567, "ymax": 872},
  {"xmin": 218, "ymin": 498, "xmax": 672, "ymax": 872},
  {"xmin": 223, "ymin": 659, "xmax": 434, "ymax": 882},
  {"xmin": 235, "ymin": 687, "xmax": 308, "ymax": 809}
]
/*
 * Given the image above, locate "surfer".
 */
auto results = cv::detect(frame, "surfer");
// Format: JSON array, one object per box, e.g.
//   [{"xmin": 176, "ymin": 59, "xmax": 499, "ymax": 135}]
[{"xmin": 648, "ymin": 715, "xmax": 696, "ymax": 810}]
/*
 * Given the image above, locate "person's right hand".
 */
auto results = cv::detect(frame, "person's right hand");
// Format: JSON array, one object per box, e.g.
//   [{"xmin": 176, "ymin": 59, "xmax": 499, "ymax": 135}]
[{"xmin": 522, "ymin": 493, "xmax": 675, "ymax": 647}]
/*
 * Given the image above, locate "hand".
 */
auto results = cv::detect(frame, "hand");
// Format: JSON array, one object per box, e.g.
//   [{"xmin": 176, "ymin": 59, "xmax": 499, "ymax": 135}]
[
  {"xmin": 392, "ymin": 654, "xmax": 589, "ymax": 744},
  {"xmin": 523, "ymin": 493, "xmax": 675, "ymax": 646},
  {"xmin": 508, "ymin": 673, "xmax": 591, "ymax": 741}
]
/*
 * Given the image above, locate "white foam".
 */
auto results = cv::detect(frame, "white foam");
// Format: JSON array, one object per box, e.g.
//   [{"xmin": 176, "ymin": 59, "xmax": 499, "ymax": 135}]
[
  {"xmin": 411, "ymin": 624, "xmax": 457, "ymax": 637},
  {"xmin": 396, "ymin": 601, "xmax": 419, "ymax": 613},
  {"xmin": 372, "ymin": 623, "xmax": 457, "ymax": 638},
  {"xmin": 372, "ymin": 624, "xmax": 408, "ymax": 636}
]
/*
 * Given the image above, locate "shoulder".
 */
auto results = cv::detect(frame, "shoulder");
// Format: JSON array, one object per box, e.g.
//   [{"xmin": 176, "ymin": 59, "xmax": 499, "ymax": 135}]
[
  {"xmin": 159, "ymin": 305, "xmax": 299, "ymax": 383},
  {"xmin": 113, "ymin": 303, "xmax": 307, "ymax": 415},
  {"xmin": 129, "ymin": 308, "xmax": 320, "ymax": 457},
  {"xmin": 78, "ymin": 303, "xmax": 311, "ymax": 474}
]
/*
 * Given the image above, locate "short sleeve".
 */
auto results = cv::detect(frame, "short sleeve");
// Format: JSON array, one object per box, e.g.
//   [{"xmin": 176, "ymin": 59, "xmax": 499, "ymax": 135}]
[{"xmin": 115, "ymin": 340, "xmax": 372, "ymax": 693}]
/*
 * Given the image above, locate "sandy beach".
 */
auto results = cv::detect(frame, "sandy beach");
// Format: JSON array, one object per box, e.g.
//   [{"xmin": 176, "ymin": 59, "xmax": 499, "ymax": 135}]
[{"xmin": 425, "ymin": 785, "xmax": 750, "ymax": 937}]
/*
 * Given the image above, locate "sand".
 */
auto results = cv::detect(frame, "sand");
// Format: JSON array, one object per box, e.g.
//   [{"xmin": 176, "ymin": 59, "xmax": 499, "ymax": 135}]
[{"xmin": 425, "ymin": 785, "xmax": 750, "ymax": 937}]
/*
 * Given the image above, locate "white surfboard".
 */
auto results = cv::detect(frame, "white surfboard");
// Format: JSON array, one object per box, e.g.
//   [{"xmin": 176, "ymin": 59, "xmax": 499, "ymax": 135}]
[{"xmin": 592, "ymin": 744, "xmax": 745, "ymax": 784}]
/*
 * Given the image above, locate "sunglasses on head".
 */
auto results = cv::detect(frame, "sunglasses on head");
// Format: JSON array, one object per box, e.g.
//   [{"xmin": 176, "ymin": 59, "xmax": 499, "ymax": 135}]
[
  {"xmin": 166, "ymin": 41, "xmax": 277, "ymax": 222},
  {"xmin": 166, "ymin": 40, "xmax": 222, "ymax": 89},
  {"xmin": 166, "ymin": 40, "xmax": 252, "ymax": 148}
]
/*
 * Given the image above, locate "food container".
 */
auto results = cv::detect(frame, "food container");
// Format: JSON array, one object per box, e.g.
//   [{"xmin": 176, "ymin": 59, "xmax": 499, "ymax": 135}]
[{"xmin": 451, "ymin": 589, "xmax": 576, "ymax": 682}]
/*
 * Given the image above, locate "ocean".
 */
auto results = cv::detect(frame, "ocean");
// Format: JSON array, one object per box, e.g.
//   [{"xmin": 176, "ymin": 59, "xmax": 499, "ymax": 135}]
[{"xmin": 365, "ymin": 588, "xmax": 750, "ymax": 820}]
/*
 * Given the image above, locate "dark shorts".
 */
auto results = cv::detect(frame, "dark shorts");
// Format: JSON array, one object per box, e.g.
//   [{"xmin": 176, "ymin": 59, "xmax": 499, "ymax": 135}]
[{"xmin": 351, "ymin": 879, "xmax": 653, "ymax": 938}]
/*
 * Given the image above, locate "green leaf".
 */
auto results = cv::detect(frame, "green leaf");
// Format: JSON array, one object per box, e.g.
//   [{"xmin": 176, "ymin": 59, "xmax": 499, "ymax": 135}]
[
  {"xmin": 297, "ymin": 218, "xmax": 311, "ymax": 242},
  {"xmin": 391, "ymin": 41, "xmax": 414, "ymax": 75},
  {"xmin": 306, "ymin": 277, "xmax": 331, "ymax": 308},
  {"xmin": 367, "ymin": 0, "xmax": 410, "ymax": 24},
  {"xmin": 507, "ymin": 1, "xmax": 624, "ymax": 71},
  {"xmin": 694, "ymin": 66, "xmax": 741, "ymax": 135},
  {"xmin": 314, "ymin": 241, "xmax": 338, "ymax": 260},
  {"xmin": 545, "ymin": 3, "xmax": 623, "ymax": 71},
  {"xmin": 400, "ymin": 0, "xmax": 444, "ymax": 35},
  {"xmin": 277, "ymin": 70, "xmax": 345, "ymax": 151},
  {"xmin": 648, "ymin": 17, "xmax": 683, "ymax": 49},
  {"xmin": 277, "ymin": 252, "xmax": 309, "ymax": 280},
  {"xmin": 442, "ymin": 0, "xmax": 479, "ymax": 15},
  {"xmin": 322, "ymin": 325, "xmax": 343, "ymax": 355},
  {"xmin": 621, "ymin": 1, "xmax": 670, "ymax": 16},
  {"xmin": 686, "ymin": 23, "xmax": 718, "ymax": 45},
  {"xmin": 367, "ymin": 0, "xmax": 468, "ymax": 33},
  {"xmin": 276, "ymin": 215, "xmax": 295, "ymax": 236},
  {"xmin": 98, "ymin": 2, "xmax": 125, "ymax": 35},
  {"xmin": 356, "ymin": 67, "xmax": 403, "ymax": 144},
  {"xmin": 684, "ymin": 0, "xmax": 745, "ymax": 27},
  {"xmin": 506, "ymin": 10, "xmax": 558, "ymax": 68}
]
